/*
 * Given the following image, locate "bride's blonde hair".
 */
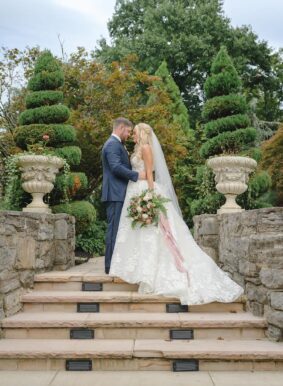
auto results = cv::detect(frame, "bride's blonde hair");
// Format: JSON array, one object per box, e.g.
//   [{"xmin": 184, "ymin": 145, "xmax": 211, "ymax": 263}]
[{"xmin": 134, "ymin": 123, "xmax": 153, "ymax": 159}]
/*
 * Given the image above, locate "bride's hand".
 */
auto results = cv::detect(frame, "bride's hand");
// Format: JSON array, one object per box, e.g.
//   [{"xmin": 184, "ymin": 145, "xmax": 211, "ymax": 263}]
[{"xmin": 138, "ymin": 171, "xmax": 146, "ymax": 180}]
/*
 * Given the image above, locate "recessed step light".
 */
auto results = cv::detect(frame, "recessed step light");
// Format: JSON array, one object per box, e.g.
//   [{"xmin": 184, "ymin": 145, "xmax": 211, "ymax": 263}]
[
  {"xmin": 70, "ymin": 328, "xmax": 95, "ymax": 339},
  {"xmin": 172, "ymin": 359, "xmax": 199, "ymax": 372},
  {"xmin": 77, "ymin": 303, "xmax": 100, "ymax": 313},
  {"xmin": 66, "ymin": 359, "xmax": 92, "ymax": 371},
  {"xmin": 166, "ymin": 304, "xmax": 189, "ymax": 313},
  {"xmin": 82, "ymin": 283, "xmax": 103, "ymax": 291},
  {"xmin": 170, "ymin": 329, "xmax": 194, "ymax": 340}
]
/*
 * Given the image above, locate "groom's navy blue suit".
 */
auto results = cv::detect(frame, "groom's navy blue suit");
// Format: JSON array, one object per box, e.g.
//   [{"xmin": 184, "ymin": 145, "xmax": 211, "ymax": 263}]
[{"xmin": 101, "ymin": 135, "xmax": 139, "ymax": 273}]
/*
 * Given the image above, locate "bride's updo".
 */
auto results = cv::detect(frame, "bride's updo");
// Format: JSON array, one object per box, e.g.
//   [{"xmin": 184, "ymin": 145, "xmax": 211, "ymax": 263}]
[
  {"xmin": 134, "ymin": 123, "xmax": 153, "ymax": 160},
  {"xmin": 135, "ymin": 123, "xmax": 153, "ymax": 146}
]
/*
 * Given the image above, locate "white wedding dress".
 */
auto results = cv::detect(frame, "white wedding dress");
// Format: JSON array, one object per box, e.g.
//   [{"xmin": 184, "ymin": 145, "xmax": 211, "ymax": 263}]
[{"xmin": 110, "ymin": 153, "xmax": 244, "ymax": 305}]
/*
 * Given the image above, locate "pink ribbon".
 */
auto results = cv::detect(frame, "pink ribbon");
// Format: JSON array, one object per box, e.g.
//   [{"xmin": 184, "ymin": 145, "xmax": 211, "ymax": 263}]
[{"xmin": 159, "ymin": 214, "xmax": 190, "ymax": 285}]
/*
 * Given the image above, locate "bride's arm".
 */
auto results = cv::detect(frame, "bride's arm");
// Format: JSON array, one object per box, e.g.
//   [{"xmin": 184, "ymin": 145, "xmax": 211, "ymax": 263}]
[{"xmin": 142, "ymin": 144, "xmax": 154, "ymax": 190}]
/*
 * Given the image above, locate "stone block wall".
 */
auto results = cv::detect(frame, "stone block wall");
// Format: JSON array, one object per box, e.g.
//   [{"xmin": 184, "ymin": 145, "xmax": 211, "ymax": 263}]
[
  {"xmin": 194, "ymin": 207, "xmax": 283, "ymax": 341},
  {"xmin": 0, "ymin": 211, "xmax": 75, "ymax": 326}
]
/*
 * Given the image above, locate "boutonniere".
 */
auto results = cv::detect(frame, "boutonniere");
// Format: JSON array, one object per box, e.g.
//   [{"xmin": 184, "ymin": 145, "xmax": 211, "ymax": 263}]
[{"xmin": 123, "ymin": 144, "xmax": 130, "ymax": 156}]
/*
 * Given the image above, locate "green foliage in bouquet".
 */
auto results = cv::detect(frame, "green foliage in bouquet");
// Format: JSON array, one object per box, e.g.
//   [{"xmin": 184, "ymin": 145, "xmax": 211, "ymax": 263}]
[{"xmin": 127, "ymin": 189, "xmax": 170, "ymax": 229}]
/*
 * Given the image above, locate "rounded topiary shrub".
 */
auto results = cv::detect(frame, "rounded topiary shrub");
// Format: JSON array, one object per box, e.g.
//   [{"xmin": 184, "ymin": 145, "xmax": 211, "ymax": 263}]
[
  {"xmin": 200, "ymin": 46, "xmax": 257, "ymax": 158},
  {"xmin": 25, "ymin": 91, "xmax": 64, "ymax": 109},
  {"xmin": 52, "ymin": 201, "xmax": 96, "ymax": 234},
  {"xmin": 54, "ymin": 146, "xmax": 82, "ymax": 166},
  {"xmin": 14, "ymin": 124, "xmax": 77, "ymax": 148}
]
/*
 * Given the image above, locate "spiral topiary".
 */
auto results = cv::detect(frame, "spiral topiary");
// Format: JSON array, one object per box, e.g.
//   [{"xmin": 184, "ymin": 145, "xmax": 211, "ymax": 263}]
[
  {"xmin": 196, "ymin": 47, "xmax": 272, "ymax": 213},
  {"xmin": 200, "ymin": 46, "xmax": 257, "ymax": 158},
  {"xmin": 14, "ymin": 50, "xmax": 94, "ymax": 232},
  {"xmin": 15, "ymin": 50, "xmax": 78, "ymax": 157}
]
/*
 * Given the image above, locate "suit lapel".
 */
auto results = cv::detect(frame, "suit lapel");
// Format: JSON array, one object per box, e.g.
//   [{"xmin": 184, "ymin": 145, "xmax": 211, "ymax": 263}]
[{"xmin": 110, "ymin": 136, "xmax": 130, "ymax": 166}]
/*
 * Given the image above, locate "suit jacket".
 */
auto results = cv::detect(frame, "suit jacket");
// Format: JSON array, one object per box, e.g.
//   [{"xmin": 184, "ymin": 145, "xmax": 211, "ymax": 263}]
[{"xmin": 101, "ymin": 136, "xmax": 139, "ymax": 202}]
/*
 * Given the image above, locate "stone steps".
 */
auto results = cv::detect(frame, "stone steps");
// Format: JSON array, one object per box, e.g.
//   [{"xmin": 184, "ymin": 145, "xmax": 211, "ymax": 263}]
[
  {"xmin": 21, "ymin": 291, "xmax": 245, "ymax": 313},
  {"xmin": 34, "ymin": 272, "xmax": 138, "ymax": 291},
  {"xmin": 1, "ymin": 257, "xmax": 282, "ymax": 373},
  {"xmin": 2, "ymin": 312, "xmax": 266, "ymax": 340},
  {"xmin": 0, "ymin": 339, "xmax": 283, "ymax": 371}
]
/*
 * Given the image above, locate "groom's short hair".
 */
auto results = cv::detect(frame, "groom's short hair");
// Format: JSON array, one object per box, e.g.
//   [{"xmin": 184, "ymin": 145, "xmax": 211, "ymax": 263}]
[{"xmin": 113, "ymin": 117, "xmax": 133, "ymax": 130}]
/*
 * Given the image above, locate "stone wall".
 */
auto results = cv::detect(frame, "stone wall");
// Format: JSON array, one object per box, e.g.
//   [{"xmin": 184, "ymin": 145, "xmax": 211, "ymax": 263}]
[
  {"xmin": 194, "ymin": 207, "xmax": 283, "ymax": 341},
  {"xmin": 0, "ymin": 211, "xmax": 75, "ymax": 326}
]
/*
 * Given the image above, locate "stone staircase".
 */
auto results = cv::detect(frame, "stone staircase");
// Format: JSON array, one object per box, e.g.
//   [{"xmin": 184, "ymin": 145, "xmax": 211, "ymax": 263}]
[{"xmin": 0, "ymin": 257, "xmax": 283, "ymax": 372}]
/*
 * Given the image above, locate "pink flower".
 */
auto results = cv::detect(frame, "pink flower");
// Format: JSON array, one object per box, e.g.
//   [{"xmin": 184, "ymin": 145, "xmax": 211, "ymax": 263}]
[{"xmin": 42, "ymin": 134, "xmax": 50, "ymax": 141}]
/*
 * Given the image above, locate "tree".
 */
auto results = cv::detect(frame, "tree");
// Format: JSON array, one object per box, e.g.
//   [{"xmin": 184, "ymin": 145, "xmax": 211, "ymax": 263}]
[
  {"xmin": 96, "ymin": 0, "xmax": 282, "ymax": 125},
  {"xmin": 148, "ymin": 60, "xmax": 190, "ymax": 133},
  {"xmin": 0, "ymin": 47, "xmax": 41, "ymax": 136},
  {"xmin": 62, "ymin": 51, "xmax": 188, "ymax": 192},
  {"xmin": 200, "ymin": 46, "xmax": 257, "ymax": 158}
]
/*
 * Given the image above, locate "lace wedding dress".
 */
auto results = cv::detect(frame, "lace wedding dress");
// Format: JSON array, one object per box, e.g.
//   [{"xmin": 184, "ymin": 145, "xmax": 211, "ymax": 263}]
[{"xmin": 110, "ymin": 154, "xmax": 244, "ymax": 305}]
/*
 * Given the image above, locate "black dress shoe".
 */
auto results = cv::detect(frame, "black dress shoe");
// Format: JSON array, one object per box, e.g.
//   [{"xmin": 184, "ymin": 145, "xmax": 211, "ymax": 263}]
[{"xmin": 105, "ymin": 267, "xmax": 110, "ymax": 274}]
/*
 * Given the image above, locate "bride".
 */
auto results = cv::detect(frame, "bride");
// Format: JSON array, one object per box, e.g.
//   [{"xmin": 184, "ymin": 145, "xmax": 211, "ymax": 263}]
[{"xmin": 109, "ymin": 123, "xmax": 243, "ymax": 305}]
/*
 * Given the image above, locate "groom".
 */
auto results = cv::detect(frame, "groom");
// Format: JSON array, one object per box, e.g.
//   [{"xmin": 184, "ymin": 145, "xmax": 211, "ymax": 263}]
[{"xmin": 101, "ymin": 117, "xmax": 145, "ymax": 274}]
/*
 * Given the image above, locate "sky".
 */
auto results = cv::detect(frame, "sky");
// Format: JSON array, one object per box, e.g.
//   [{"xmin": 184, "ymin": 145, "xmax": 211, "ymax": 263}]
[{"xmin": 0, "ymin": 0, "xmax": 282, "ymax": 57}]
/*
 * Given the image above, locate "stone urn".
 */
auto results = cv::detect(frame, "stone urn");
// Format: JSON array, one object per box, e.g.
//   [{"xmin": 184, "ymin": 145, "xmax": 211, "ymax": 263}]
[
  {"xmin": 207, "ymin": 155, "xmax": 257, "ymax": 214},
  {"xmin": 17, "ymin": 155, "xmax": 64, "ymax": 213}
]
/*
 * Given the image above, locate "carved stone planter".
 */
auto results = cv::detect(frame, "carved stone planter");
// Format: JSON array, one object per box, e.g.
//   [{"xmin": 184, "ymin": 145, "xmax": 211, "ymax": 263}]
[
  {"xmin": 17, "ymin": 155, "xmax": 64, "ymax": 213},
  {"xmin": 207, "ymin": 155, "xmax": 257, "ymax": 214}
]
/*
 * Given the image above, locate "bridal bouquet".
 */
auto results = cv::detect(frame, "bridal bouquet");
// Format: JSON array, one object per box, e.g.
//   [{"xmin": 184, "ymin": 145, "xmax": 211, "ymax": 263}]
[{"xmin": 127, "ymin": 189, "xmax": 170, "ymax": 229}]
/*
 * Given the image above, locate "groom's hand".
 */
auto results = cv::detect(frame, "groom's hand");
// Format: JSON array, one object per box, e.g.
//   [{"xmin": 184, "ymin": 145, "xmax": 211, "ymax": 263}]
[{"xmin": 138, "ymin": 171, "xmax": 146, "ymax": 180}]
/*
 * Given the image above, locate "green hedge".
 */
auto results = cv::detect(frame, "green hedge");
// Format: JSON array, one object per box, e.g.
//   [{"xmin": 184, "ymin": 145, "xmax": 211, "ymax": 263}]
[
  {"xmin": 191, "ymin": 193, "xmax": 224, "ymax": 217},
  {"xmin": 52, "ymin": 201, "xmax": 96, "ymax": 234},
  {"xmin": 28, "ymin": 71, "xmax": 64, "ymax": 91},
  {"xmin": 202, "ymin": 94, "xmax": 247, "ymax": 121},
  {"xmin": 54, "ymin": 146, "xmax": 82, "ymax": 165},
  {"xmin": 26, "ymin": 91, "xmax": 64, "ymax": 109},
  {"xmin": 200, "ymin": 127, "xmax": 257, "ymax": 158},
  {"xmin": 204, "ymin": 71, "xmax": 241, "ymax": 99},
  {"xmin": 55, "ymin": 172, "xmax": 88, "ymax": 196},
  {"xmin": 204, "ymin": 114, "xmax": 250, "ymax": 138},
  {"xmin": 249, "ymin": 171, "xmax": 272, "ymax": 198},
  {"xmin": 19, "ymin": 105, "xmax": 70, "ymax": 125},
  {"xmin": 76, "ymin": 220, "xmax": 107, "ymax": 256},
  {"xmin": 15, "ymin": 124, "xmax": 76, "ymax": 148}
]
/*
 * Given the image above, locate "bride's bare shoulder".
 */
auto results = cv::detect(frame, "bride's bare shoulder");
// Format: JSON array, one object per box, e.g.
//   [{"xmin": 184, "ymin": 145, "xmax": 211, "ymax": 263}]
[{"xmin": 141, "ymin": 144, "xmax": 153, "ymax": 154}]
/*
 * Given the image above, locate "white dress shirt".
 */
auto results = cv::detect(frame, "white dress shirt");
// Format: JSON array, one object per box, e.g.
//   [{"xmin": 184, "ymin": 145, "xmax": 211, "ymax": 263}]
[{"xmin": 111, "ymin": 133, "xmax": 121, "ymax": 142}]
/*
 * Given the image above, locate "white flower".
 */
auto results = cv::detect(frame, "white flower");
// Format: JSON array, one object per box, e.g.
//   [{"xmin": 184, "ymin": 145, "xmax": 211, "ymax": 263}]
[
  {"xmin": 144, "ymin": 192, "xmax": 153, "ymax": 201},
  {"xmin": 142, "ymin": 213, "xmax": 148, "ymax": 219},
  {"xmin": 137, "ymin": 206, "xmax": 142, "ymax": 212}
]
